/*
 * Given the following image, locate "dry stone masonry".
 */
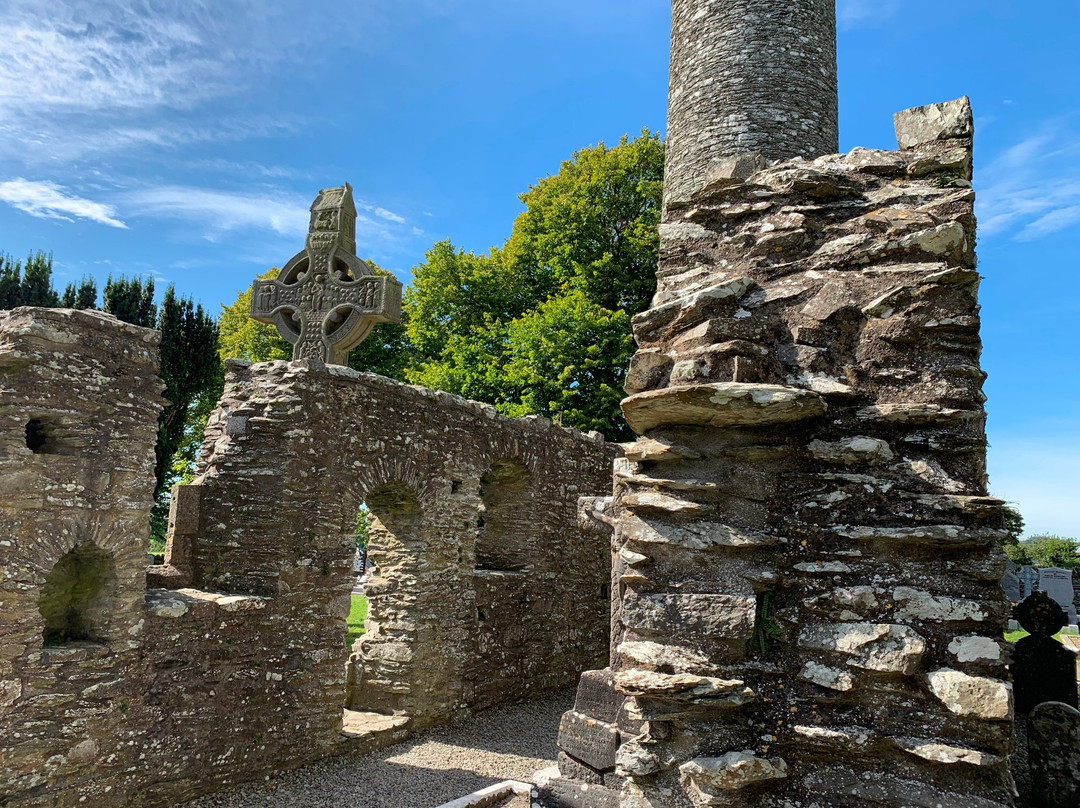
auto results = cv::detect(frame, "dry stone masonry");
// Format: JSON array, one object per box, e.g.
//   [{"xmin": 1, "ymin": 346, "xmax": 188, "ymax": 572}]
[
  {"xmin": 538, "ymin": 1, "xmax": 1015, "ymax": 805},
  {"xmin": 543, "ymin": 99, "xmax": 1015, "ymax": 808},
  {"xmin": 0, "ymin": 309, "xmax": 616, "ymax": 807}
]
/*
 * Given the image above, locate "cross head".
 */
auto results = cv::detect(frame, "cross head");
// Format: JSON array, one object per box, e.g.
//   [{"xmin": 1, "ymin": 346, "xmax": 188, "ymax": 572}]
[{"xmin": 250, "ymin": 184, "xmax": 402, "ymax": 365}]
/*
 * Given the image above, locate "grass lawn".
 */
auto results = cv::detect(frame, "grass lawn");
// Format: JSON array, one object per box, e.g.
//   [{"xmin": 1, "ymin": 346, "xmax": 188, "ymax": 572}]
[
  {"xmin": 347, "ymin": 594, "xmax": 368, "ymax": 649},
  {"xmin": 1005, "ymin": 629, "xmax": 1078, "ymax": 643}
]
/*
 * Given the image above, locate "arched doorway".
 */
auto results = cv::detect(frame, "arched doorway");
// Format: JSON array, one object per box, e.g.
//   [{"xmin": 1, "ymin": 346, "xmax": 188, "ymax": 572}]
[{"xmin": 346, "ymin": 482, "xmax": 423, "ymax": 714}]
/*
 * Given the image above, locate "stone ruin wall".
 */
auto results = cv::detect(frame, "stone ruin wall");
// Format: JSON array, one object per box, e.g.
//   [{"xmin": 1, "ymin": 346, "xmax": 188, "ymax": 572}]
[
  {"xmin": 537, "ymin": 100, "xmax": 1017, "ymax": 808},
  {"xmin": 0, "ymin": 308, "xmax": 617, "ymax": 808}
]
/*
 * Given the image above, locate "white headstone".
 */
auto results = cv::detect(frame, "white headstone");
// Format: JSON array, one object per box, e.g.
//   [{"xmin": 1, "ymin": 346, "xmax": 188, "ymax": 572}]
[{"xmin": 1038, "ymin": 567, "xmax": 1078, "ymax": 625}]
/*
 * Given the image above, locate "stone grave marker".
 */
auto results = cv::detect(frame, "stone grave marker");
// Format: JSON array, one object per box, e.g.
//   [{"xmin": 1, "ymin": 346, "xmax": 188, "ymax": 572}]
[
  {"xmin": 1028, "ymin": 701, "xmax": 1080, "ymax": 808},
  {"xmin": 1011, "ymin": 591, "xmax": 1079, "ymax": 714},
  {"xmin": 1039, "ymin": 567, "xmax": 1078, "ymax": 625},
  {"xmin": 251, "ymin": 184, "xmax": 402, "ymax": 365},
  {"xmin": 1018, "ymin": 565, "xmax": 1038, "ymax": 600}
]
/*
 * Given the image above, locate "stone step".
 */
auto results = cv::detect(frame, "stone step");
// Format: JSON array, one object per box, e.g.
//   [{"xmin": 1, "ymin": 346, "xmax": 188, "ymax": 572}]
[{"xmin": 340, "ymin": 710, "xmax": 411, "ymax": 754}]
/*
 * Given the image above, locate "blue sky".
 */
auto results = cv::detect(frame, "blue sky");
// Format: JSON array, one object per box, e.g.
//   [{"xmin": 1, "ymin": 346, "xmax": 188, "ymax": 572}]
[{"xmin": 0, "ymin": 0, "xmax": 1077, "ymax": 537}]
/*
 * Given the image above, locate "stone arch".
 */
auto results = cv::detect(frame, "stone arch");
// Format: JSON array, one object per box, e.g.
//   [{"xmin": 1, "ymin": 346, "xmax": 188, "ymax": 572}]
[
  {"xmin": 38, "ymin": 542, "xmax": 118, "ymax": 646},
  {"xmin": 476, "ymin": 458, "xmax": 536, "ymax": 572}
]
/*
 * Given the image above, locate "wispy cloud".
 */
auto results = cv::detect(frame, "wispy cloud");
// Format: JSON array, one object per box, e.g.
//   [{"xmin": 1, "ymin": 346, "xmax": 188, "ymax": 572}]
[
  {"xmin": 124, "ymin": 186, "xmax": 310, "ymax": 239},
  {"xmin": 977, "ymin": 124, "xmax": 1080, "ymax": 241},
  {"xmin": 357, "ymin": 201, "xmax": 407, "ymax": 225},
  {"xmin": 0, "ymin": 179, "xmax": 127, "ymax": 228},
  {"xmin": 121, "ymin": 184, "xmax": 417, "ymax": 250},
  {"xmin": 837, "ymin": 0, "xmax": 901, "ymax": 30}
]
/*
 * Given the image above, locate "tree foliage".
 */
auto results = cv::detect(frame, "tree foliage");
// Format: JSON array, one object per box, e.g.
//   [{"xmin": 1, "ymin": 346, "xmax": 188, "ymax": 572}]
[
  {"xmin": 104, "ymin": 276, "xmax": 157, "ymax": 328},
  {"xmin": 1016, "ymin": 535, "xmax": 1080, "ymax": 569},
  {"xmin": 0, "ymin": 252, "xmax": 62, "ymax": 308},
  {"xmin": 405, "ymin": 131, "xmax": 663, "ymax": 438}
]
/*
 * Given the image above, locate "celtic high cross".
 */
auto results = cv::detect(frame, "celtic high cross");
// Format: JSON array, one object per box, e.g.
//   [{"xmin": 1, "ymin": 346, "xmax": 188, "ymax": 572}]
[{"xmin": 250, "ymin": 184, "xmax": 402, "ymax": 365}]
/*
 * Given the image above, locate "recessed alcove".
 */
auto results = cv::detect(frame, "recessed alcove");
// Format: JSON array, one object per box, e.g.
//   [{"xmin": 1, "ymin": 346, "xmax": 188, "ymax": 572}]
[
  {"xmin": 38, "ymin": 542, "xmax": 117, "ymax": 647},
  {"xmin": 475, "ymin": 459, "xmax": 534, "ymax": 572}
]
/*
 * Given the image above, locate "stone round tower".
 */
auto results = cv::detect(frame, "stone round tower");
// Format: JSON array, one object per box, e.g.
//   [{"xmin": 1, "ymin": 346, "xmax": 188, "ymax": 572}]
[{"xmin": 664, "ymin": 0, "xmax": 838, "ymax": 207}]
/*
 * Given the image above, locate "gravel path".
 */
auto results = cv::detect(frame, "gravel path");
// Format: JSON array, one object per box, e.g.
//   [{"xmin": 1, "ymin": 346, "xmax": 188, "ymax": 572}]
[{"xmin": 183, "ymin": 689, "xmax": 573, "ymax": 808}]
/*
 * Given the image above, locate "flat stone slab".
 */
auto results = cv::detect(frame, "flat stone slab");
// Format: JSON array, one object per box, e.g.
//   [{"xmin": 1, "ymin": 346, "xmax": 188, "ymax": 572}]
[
  {"xmin": 621, "ymin": 383, "xmax": 826, "ymax": 434},
  {"xmin": 340, "ymin": 710, "xmax": 411, "ymax": 754}
]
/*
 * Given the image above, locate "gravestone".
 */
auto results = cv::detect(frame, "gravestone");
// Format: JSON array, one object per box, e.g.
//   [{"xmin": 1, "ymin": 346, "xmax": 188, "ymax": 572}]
[
  {"xmin": 1002, "ymin": 567, "xmax": 1021, "ymax": 604},
  {"xmin": 1039, "ymin": 567, "xmax": 1078, "ymax": 625},
  {"xmin": 1018, "ymin": 565, "xmax": 1038, "ymax": 600},
  {"xmin": 1011, "ymin": 591, "xmax": 1079, "ymax": 714},
  {"xmin": 251, "ymin": 184, "xmax": 402, "ymax": 365},
  {"xmin": 1028, "ymin": 702, "xmax": 1080, "ymax": 808}
]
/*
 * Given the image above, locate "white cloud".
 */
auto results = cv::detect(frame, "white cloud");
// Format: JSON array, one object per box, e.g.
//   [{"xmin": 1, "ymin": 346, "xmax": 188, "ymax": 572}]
[
  {"xmin": 977, "ymin": 125, "xmax": 1080, "ymax": 241},
  {"xmin": 357, "ymin": 200, "xmax": 407, "ymax": 225},
  {"xmin": 0, "ymin": 179, "xmax": 127, "ymax": 228},
  {"xmin": 989, "ymin": 436, "xmax": 1080, "ymax": 538},
  {"xmin": 122, "ymin": 185, "xmax": 416, "ymax": 252},
  {"xmin": 837, "ymin": 0, "xmax": 901, "ymax": 30},
  {"xmin": 124, "ymin": 186, "xmax": 310, "ymax": 238}
]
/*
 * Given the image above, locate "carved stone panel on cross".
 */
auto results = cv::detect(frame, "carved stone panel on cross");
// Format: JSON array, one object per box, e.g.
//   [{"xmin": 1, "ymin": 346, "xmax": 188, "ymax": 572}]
[{"xmin": 250, "ymin": 184, "xmax": 402, "ymax": 365}]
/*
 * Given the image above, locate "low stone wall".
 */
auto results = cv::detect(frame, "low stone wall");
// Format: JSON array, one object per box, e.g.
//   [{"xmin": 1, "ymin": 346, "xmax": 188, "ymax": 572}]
[
  {"xmin": 0, "ymin": 312, "xmax": 617, "ymax": 807},
  {"xmin": 539, "ymin": 99, "xmax": 1017, "ymax": 808}
]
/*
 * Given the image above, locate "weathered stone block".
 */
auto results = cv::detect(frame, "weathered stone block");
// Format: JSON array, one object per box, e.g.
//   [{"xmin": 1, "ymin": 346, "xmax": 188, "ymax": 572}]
[
  {"xmin": 621, "ymin": 382, "xmax": 826, "ymax": 434},
  {"xmin": 894, "ymin": 96, "xmax": 974, "ymax": 150},
  {"xmin": 558, "ymin": 710, "xmax": 620, "ymax": 771}
]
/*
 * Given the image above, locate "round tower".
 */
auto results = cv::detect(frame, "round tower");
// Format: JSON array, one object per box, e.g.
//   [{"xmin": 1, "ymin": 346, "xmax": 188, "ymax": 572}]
[{"xmin": 664, "ymin": 0, "xmax": 838, "ymax": 207}]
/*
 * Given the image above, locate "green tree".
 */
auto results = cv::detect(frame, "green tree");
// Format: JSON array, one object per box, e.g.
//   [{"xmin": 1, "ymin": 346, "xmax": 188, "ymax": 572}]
[
  {"xmin": 501, "ymin": 290, "xmax": 633, "ymax": 434},
  {"xmin": 0, "ymin": 255, "xmax": 22, "ymax": 307},
  {"xmin": 1022, "ymin": 535, "xmax": 1080, "ymax": 569},
  {"xmin": 218, "ymin": 269, "xmax": 292, "ymax": 363},
  {"xmin": 18, "ymin": 252, "xmax": 60, "ymax": 307},
  {"xmin": 103, "ymin": 276, "xmax": 157, "ymax": 328},
  {"xmin": 507, "ymin": 129, "xmax": 663, "ymax": 316},
  {"xmin": 62, "ymin": 277, "xmax": 98, "ymax": 309},
  {"xmin": 155, "ymin": 287, "xmax": 221, "ymax": 491},
  {"xmin": 405, "ymin": 131, "xmax": 663, "ymax": 437},
  {"xmin": 404, "ymin": 243, "xmax": 528, "ymax": 362},
  {"xmin": 1001, "ymin": 506, "xmax": 1029, "ymax": 566}
]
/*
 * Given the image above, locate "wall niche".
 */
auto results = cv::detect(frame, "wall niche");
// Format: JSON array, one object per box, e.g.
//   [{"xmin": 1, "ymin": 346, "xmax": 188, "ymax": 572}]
[{"xmin": 38, "ymin": 542, "xmax": 117, "ymax": 646}]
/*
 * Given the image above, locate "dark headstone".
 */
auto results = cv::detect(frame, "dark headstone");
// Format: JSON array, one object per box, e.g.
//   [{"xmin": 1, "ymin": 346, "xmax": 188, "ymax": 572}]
[
  {"xmin": 1028, "ymin": 701, "xmax": 1080, "ymax": 808},
  {"xmin": 573, "ymin": 669, "xmax": 623, "ymax": 724},
  {"xmin": 557, "ymin": 710, "xmax": 620, "ymax": 771},
  {"xmin": 1012, "ymin": 591, "xmax": 1079, "ymax": 714}
]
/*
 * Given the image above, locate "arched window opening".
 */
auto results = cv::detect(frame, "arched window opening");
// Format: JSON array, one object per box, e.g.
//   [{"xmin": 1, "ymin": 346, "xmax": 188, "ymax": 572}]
[
  {"xmin": 476, "ymin": 459, "xmax": 534, "ymax": 572},
  {"xmin": 38, "ymin": 542, "xmax": 117, "ymax": 647}
]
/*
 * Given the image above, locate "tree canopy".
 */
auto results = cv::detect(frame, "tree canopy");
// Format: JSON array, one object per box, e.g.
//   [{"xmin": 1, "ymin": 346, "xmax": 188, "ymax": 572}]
[{"xmin": 1010, "ymin": 535, "xmax": 1080, "ymax": 569}]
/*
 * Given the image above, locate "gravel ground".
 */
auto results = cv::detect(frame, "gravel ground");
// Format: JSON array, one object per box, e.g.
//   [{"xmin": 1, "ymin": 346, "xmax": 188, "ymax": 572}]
[{"xmin": 183, "ymin": 688, "xmax": 573, "ymax": 808}]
